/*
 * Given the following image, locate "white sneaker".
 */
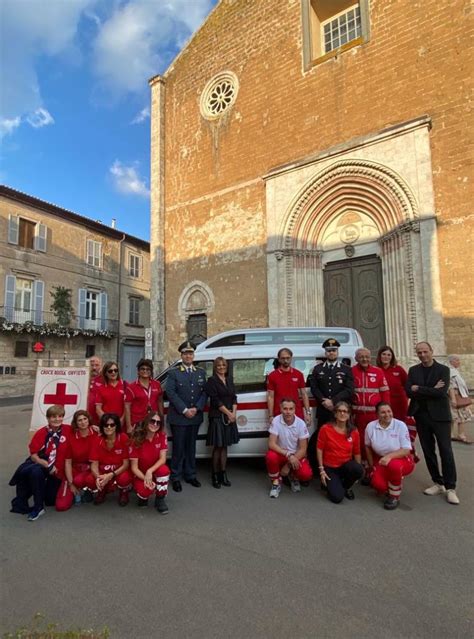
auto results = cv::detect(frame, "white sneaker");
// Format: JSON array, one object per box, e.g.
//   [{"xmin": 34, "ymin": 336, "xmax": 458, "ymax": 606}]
[
  {"xmin": 290, "ymin": 479, "xmax": 301, "ymax": 493},
  {"xmin": 446, "ymin": 489, "xmax": 460, "ymax": 505},
  {"xmin": 423, "ymin": 484, "xmax": 446, "ymax": 496},
  {"xmin": 269, "ymin": 483, "xmax": 281, "ymax": 499}
]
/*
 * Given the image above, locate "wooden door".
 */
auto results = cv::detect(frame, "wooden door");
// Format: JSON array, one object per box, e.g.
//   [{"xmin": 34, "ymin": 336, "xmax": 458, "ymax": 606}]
[{"xmin": 324, "ymin": 256, "xmax": 385, "ymax": 354}]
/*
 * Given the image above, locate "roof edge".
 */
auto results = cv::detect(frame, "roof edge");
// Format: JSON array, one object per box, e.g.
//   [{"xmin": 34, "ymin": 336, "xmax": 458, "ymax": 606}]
[{"xmin": 0, "ymin": 185, "xmax": 150, "ymax": 250}]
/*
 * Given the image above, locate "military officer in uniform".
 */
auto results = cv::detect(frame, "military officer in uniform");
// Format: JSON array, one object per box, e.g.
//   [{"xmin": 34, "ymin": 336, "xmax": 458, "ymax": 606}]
[
  {"xmin": 166, "ymin": 341, "xmax": 207, "ymax": 492},
  {"xmin": 307, "ymin": 338, "xmax": 354, "ymax": 472}
]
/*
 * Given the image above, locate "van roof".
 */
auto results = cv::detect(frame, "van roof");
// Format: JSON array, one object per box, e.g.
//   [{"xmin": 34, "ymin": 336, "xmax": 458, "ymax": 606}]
[{"xmin": 196, "ymin": 327, "xmax": 362, "ymax": 351}]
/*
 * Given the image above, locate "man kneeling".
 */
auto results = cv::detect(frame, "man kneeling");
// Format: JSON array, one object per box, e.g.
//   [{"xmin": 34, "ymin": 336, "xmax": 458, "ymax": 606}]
[{"xmin": 266, "ymin": 398, "xmax": 313, "ymax": 498}]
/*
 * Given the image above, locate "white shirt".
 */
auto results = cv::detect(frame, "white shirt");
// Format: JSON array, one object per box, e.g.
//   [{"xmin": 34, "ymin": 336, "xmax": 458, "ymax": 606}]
[
  {"xmin": 269, "ymin": 415, "xmax": 309, "ymax": 454},
  {"xmin": 365, "ymin": 418, "xmax": 412, "ymax": 456}
]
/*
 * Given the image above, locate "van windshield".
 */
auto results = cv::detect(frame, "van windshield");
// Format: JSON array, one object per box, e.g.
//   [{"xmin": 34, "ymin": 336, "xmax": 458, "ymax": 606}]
[{"xmin": 205, "ymin": 331, "xmax": 351, "ymax": 348}]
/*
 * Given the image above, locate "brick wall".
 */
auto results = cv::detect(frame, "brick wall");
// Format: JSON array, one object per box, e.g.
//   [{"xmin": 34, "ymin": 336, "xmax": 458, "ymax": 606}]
[{"xmin": 157, "ymin": 0, "xmax": 473, "ymax": 356}]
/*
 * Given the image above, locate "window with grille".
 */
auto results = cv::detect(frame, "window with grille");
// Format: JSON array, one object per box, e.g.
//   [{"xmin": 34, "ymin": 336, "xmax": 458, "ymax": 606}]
[
  {"xmin": 322, "ymin": 5, "xmax": 361, "ymax": 53},
  {"xmin": 302, "ymin": 0, "xmax": 369, "ymax": 69},
  {"xmin": 129, "ymin": 298, "xmax": 140, "ymax": 326}
]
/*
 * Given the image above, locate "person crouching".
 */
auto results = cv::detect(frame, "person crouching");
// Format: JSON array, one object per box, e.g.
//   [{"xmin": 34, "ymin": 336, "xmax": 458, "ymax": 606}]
[
  {"xmin": 129, "ymin": 412, "xmax": 170, "ymax": 514},
  {"xmin": 365, "ymin": 402, "xmax": 415, "ymax": 510},
  {"xmin": 265, "ymin": 398, "xmax": 313, "ymax": 498}
]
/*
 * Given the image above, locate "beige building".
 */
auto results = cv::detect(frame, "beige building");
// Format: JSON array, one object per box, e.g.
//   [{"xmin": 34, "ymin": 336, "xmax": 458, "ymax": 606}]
[
  {"xmin": 0, "ymin": 185, "xmax": 150, "ymax": 397},
  {"xmin": 149, "ymin": 0, "xmax": 473, "ymax": 382}
]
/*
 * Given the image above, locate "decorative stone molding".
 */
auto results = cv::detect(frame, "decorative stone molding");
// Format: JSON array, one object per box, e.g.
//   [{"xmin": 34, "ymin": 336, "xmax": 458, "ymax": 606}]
[
  {"xmin": 178, "ymin": 280, "xmax": 215, "ymax": 321},
  {"xmin": 200, "ymin": 71, "xmax": 239, "ymax": 120},
  {"xmin": 281, "ymin": 159, "xmax": 419, "ymax": 251}
]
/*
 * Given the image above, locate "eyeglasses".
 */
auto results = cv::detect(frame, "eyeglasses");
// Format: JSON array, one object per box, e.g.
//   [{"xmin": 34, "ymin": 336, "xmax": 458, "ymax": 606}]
[
  {"xmin": 107, "ymin": 369, "xmax": 118, "ymax": 373},
  {"xmin": 104, "ymin": 423, "xmax": 116, "ymax": 428},
  {"xmin": 150, "ymin": 418, "xmax": 161, "ymax": 425}
]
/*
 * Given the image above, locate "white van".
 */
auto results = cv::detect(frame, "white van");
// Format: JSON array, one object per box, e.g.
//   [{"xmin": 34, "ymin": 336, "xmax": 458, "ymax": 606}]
[{"xmin": 157, "ymin": 327, "xmax": 363, "ymax": 457}]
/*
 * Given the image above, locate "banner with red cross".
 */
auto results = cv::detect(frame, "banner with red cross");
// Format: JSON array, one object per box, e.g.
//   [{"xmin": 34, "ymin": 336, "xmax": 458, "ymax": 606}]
[{"xmin": 30, "ymin": 366, "xmax": 89, "ymax": 432}]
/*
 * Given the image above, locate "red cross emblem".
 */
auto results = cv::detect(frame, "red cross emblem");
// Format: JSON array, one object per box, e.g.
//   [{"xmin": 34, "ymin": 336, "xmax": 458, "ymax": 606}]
[{"xmin": 43, "ymin": 382, "xmax": 78, "ymax": 406}]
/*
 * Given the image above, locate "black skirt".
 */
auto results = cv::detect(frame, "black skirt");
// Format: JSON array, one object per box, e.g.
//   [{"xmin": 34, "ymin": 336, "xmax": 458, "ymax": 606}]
[{"xmin": 206, "ymin": 415, "xmax": 240, "ymax": 447}]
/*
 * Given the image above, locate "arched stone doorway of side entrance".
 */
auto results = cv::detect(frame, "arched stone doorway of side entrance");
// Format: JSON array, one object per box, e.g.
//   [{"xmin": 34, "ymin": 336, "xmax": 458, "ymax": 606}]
[
  {"xmin": 266, "ymin": 156, "xmax": 445, "ymax": 362},
  {"xmin": 178, "ymin": 280, "xmax": 215, "ymax": 345}
]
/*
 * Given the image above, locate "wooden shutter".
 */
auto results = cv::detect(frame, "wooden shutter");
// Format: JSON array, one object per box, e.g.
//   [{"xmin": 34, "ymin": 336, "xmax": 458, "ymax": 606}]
[
  {"xmin": 4, "ymin": 275, "xmax": 16, "ymax": 320},
  {"xmin": 33, "ymin": 280, "xmax": 44, "ymax": 324},
  {"xmin": 8, "ymin": 215, "xmax": 19, "ymax": 245}
]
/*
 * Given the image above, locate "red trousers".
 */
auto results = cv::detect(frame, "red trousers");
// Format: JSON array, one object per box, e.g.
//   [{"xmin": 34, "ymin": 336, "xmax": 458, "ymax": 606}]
[
  {"xmin": 134, "ymin": 464, "xmax": 170, "ymax": 499},
  {"xmin": 354, "ymin": 412, "xmax": 376, "ymax": 462},
  {"xmin": 265, "ymin": 450, "xmax": 313, "ymax": 482},
  {"xmin": 56, "ymin": 463, "xmax": 96, "ymax": 512},
  {"xmin": 371, "ymin": 456, "xmax": 415, "ymax": 498}
]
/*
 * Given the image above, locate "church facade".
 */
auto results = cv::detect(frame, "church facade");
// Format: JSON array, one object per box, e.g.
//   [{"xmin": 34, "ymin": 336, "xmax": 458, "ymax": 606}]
[{"xmin": 149, "ymin": 0, "xmax": 473, "ymax": 379}]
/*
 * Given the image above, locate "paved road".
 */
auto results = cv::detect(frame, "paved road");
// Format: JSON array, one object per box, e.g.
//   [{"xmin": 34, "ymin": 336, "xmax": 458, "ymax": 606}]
[{"xmin": 1, "ymin": 402, "xmax": 473, "ymax": 639}]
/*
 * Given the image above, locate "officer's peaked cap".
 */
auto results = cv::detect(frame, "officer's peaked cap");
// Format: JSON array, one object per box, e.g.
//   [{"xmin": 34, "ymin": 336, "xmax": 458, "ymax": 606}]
[
  {"xmin": 322, "ymin": 338, "xmax": 341, "ymax": 349},
  {"xmin": 178, "ymin": 340, "xmax": 196, "ymax": 353}
]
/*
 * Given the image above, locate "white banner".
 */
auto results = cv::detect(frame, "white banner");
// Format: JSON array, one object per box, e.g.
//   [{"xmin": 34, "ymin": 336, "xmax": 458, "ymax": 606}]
[{"xmin": 30, "ymin": 366, "xmax": 89, "ymax": 432}]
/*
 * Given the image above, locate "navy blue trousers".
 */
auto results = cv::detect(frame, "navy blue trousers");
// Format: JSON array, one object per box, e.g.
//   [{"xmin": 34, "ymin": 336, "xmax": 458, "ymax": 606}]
[
  {"xmin": 170, "ymin": 423, "xmax": 201, "ymax": 481},
  {"xmin": 11, "ymin": 463, "xmax": 60, "ymax": 513}
]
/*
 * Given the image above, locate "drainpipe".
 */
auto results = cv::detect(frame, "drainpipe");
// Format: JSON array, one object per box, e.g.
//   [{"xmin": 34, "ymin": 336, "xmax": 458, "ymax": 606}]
[{"xmin": 116, "ymin": 232, "xmax": 126, "ymax": 362}]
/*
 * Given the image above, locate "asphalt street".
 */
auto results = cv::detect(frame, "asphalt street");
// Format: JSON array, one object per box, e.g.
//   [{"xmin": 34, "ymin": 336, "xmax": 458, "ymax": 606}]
[{"xmin": 1, "ymin": 401, "xmax": 473, "ymax": 639}]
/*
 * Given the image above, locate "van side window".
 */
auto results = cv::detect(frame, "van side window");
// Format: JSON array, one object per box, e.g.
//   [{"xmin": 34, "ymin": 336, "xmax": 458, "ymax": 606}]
[{"xmin": 232, "ymin": 359, "xmax": 274, "ymax": 394}]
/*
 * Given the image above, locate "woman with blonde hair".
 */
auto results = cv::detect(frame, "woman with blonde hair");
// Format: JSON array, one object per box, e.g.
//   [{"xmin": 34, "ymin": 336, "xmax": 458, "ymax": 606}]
[{"xmin": 204, "ymin": 357, "xmax": 239, "ymax": 488}]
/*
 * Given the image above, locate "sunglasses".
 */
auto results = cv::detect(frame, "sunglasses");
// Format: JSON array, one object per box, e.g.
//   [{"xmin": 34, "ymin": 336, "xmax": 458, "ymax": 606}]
[
  {"xmin": 150, "ymin": 418, "xmax": 161, "ymax": 425},
  {"xmin": 104, "ymin": 423, "xmax": 117, "ymax": 428},
  {"xmin": 107, "ymin": 368, "xmax": 119, "ymax": 373}
]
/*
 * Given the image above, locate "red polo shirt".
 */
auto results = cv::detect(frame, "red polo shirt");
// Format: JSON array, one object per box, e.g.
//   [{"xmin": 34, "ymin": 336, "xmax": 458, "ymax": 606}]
[
  {"xmin": 65, "ymin": 428, "xmax": 98, "ymax": 464},
  {"xmin": 96, "ymin": 380, "xmax": 126, "ymax": 418},
  {"xmin": 88, "ymin": 375, "xmax": 105, "ymax": 425},
  {"xmin": 267, "ymin": 367, "xmax": 306, "ymax": 418},
  {"xmin": 90, "ymin": 432, "xmax": 129, "ymax": 468},
  {"xmin": 129, "ymin": 431, "xmax": 167, "ymax": 473},
  {"xmin": 317, "ymin": 424, "xmax": 361, "ymax": 468},
  {"xmin": 125, "ymin": 379, "xmax": 163, "ymax": 426}
]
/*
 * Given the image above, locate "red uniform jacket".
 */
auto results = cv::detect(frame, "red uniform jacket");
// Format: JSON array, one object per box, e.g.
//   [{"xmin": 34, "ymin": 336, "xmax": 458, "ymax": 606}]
[{"xmin": 352, "ymin": 365, "xmax": 390, "ymax": 416}]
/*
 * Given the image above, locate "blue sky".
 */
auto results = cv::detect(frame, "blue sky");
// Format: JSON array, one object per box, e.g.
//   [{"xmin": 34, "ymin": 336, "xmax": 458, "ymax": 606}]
[{"xmin": 0, "ymin": 0, "xmax": 217, "ymax": 241}]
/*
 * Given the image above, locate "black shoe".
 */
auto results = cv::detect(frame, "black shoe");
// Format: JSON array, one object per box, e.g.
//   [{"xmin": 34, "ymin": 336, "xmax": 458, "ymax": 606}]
[
  {"xmin": 360, "ymin": 475, "xmax": 371, "ymax": 486},
  {"xmin": 185, "ymin": 478, "xmax": 201, "ymax": 487},
  {"xmin": 344, "ymin": 489, "xmax": 355, "ymax": 500},
  {"xmin": 384, "ymin": 496, "xmax": 400, "ymax": 510},
  {"xmin": 212, "ymin": 473, "xmax": 222, "ymax": 489},
  {"xmin": 172, "ymin": 480, "xmax": 182, "ymax": 492},
  {"xmin": 81, "ymin": 489, "xmax": 94, "ymax": 503},
  {"xmin": 155, "ymin": 496, "xmax": 169, "ymax": 515},
  {"xmin": 137, "ymin": 497, "xmax": 148, "ymax": 507},
  {"xmin": 219, "ymin": 471, "xmax": 231, "ymax": 487}
]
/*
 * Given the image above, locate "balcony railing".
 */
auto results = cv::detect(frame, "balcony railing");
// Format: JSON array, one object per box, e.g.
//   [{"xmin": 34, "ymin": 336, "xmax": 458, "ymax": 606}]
[{"xmin": 0, "ymin": 307, "xmax": 118, "ymax": 338}]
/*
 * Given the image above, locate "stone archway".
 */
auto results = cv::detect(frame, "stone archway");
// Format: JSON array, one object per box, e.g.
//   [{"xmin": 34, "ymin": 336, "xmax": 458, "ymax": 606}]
[
  {"xmin": 178, "ymin": 281, "xmax": 215, "ymax": 343},
  {"xmin": 266, "ymin": 158, "xmax": 438, "ymax": 361}
]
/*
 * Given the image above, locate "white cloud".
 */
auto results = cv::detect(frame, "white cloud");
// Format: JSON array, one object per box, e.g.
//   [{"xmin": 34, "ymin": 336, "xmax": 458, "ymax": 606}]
[
  {"xmin": 0, "ymin": 117, "xmax": 21, "ymax": 138},
  {"xmin": 131, "ymin": 106, "xmax": 150, "ymax": 124},
  {"xmin": 109, "ymin": 160, "xmax": 149, "ymax": 198},
  {"xmin": 93, "ymin": 0, "xmax": 214, "ymax": 95},
  {"xmin": 1, "ymin": 0, "xmax": 96, "ymax": 123},
  {"xmin": 26, "ymin": 108, "xmax": 55, "ymax": 129}
]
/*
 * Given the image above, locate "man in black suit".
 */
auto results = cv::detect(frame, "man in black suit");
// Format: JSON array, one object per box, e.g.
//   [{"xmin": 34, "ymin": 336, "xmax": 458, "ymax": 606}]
[{"xmin": 406, "ymin": 342, "xmax": 459, "ymax": 504}]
